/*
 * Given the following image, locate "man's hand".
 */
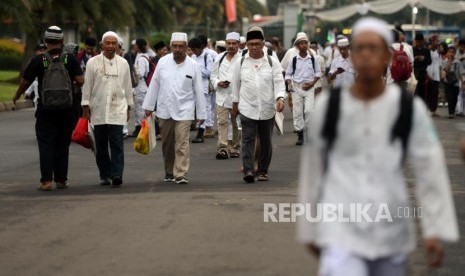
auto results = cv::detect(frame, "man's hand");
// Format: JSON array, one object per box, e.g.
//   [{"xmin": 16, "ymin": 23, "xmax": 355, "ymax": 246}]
[
  {"xmin": 232, "ymin": 103, "xmax": 239, "ymax": 118},
  {"xmin": 218, "ymin": 81, "xmax": 230, "ymax": 89},
  {"xmin": 145, "ymin": 110, "xmax": 153, "ymax": 117},
  {"xmin": 425, "ymin": 238, "xmax": 444, "ymax": 268},
  {"xmin": 127, "ymin": 109, "xmax": 130, "ymax": 122},
  {"xmin": 302, "ymin": 82, "xmax": 315, "ymax": 91},
  {"xmin": 82, "ymin": 106, "xmax": 91, "ymax": 121},
  {"xmin": 196, "ymin": 119, "xmax": 205, "ymax": 126},
  {"xmin": 12, "ymin": 93, "xmax": 21, "ymax": 105},
  {"xmin": 276, "ymin": 98, "xmax": 285, "ymax": 112},
  {"xmin": 306, "ymin": 243, "xmax": 321, "ymax": 258}
]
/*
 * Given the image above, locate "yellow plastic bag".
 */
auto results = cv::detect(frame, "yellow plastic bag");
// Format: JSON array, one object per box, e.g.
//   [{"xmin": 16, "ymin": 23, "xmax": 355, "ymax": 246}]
[{"xmin": 133, "ymin": 120, "xmax": 150, "ymax": 155}]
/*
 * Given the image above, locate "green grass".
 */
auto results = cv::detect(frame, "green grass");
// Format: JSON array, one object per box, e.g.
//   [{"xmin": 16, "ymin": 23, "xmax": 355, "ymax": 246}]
[
  {"xmin": 0, "ymin": 70, "xmax": 20, "ymax": 102},
  {"xmin": 0, "ymin": 70, "xmax": 20, "ymax": 82},
  {"xmin": 0, "ymin": 83, "xmax": 17, "ymax": 102}
]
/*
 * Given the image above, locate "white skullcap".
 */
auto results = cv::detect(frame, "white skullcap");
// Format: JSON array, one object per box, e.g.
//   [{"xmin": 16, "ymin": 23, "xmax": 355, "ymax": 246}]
[
  {"xmin": 226, "ymin": 32, "xmax": 240, "ymax": 41},
  {"xmin": 117, "ymin": 36, "xmax": 123, "ymax": 46},
  {"xmin": 338, "ymin": 38, "xmax": 350, "ymax": 47},
  {"xmin": 216, "ymin": 40, "xmax": 226, "ymax": 48},
  {"xmin": 239, "ymin": 36, "xmax": 246, "ymax": 43},
  {"xmin": 294, "ymin": 32, "xmax": 309, "ymax": 46},
  {"xmin": 44, "ymin": 26, "xmax": 63, "ymax": 40},
  {"xmin": 171, "ymin": 32, "xmax": 188, "ymax": 43},
  {"xmin": 352, "ymin": 17, "xmax": 393, "ymax": 46},
  {"xmin": 102, "ymin": 31, "xmax": 118, "ymax": 42},
  {"xmin": 131, "ymin": 39, "xmax": 136, "ymax": 46}
]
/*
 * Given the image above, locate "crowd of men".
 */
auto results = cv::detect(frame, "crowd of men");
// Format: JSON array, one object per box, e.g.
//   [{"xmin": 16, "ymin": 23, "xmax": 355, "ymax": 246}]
[{"xmin": 9, "ymin": 16, "xmax": 462, "ymax": 276}]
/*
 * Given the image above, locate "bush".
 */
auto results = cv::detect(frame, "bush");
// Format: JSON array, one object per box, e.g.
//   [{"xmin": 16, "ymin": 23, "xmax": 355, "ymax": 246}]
[{"xmin": 0, "ymin": 39, "xmax": 24, "ymax": 71}]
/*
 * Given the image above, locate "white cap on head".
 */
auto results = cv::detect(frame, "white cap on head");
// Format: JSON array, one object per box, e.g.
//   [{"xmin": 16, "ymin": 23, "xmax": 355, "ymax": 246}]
[
  {"xmin": 131, "ymin": 39, "xmax": 136, "ymax": 46},
  {"xmin": 117, "ymin": 36, "xmax": 123, "ymax": 47},
  {"xmin": 102, "ymin": 31, "xmax": 118, "ymax": 42},
  {"xmin": 226, "ymin": 32, "xmax": 240, "ymax": 41},
  {"xmin": 337, "ymin": 38, "xmax": 350, "ymax": 47},
  {"xmin": 294, "ymin": 32, "xmax": 309, "ymax": 46},
  {"xmin": 352, "ymin": 17, "xmax": 393, "ymax": 46},
  {"xmin": 239, "ymin": 36, "xmax": 246, "ymax": 44},
  {"xmin": 171, "ymin": 32, "xmax": 188, "ymax": 43},
  {"xmin": 216, "ymin": 40, "xmax": 226, "ymax": 48},
  {"xmin": 44, "ymin": 26, "xmax": 63, "ymax": 40}
]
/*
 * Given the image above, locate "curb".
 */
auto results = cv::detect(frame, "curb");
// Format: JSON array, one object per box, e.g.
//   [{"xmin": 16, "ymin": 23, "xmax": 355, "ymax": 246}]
[{"xmin": 0, "ymin": 100, "xmax": 34, "ymax": 112}]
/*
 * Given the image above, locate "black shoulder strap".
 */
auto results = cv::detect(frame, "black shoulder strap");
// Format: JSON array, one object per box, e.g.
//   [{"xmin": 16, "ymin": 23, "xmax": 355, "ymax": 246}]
[
  {"xmin": 267, "ymin": 48, "xmax": 273, "ymax": 56},
  {"xmin": 310, "ymin": 55, "xmax": 315, "ymax": 71},
  {"xmin": 240, "ymin": 56, "xmax": 245, "ymax": 67},
  {"xmin": 292, "ymin": 56, "xmax": 297, "ymax": 76},
  {"xmin": 390, "ymin": 87, "xmax": 414, "ymax": 165},
  {"xmin": 218, "ymin": 52, "xmax": 228, "ymax": 67},
  {"xmin": 241, "ymin": 49, "xmax": 248, "ymax": 57},
  {"xmin": 204, "ymin": 52, "xmax": 208, "ymax": 68},
  {"xmin": 267, "ymin": 55, "xmax": 272, "ymax": 67},
  {"xmin": 321, "ymin": 87, "xmax": 342, "ymax": 173}
]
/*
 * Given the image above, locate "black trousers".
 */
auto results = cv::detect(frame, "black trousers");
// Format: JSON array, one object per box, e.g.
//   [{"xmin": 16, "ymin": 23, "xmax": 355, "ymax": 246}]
[
  {"xmin": 35, "ymin": 108, "xmax": 74, "ymax": 183},
  {"xmin": 93, "ymin": 124, "xmax": 124, "ymax": 180},
  {"xmin": 426, "ymin": 80, "xmax": 439, "ymax": 112},
  {"xmin": 445, "ymin": 84, "xmax": 459, "ymax": 115},
  {"xmin": 414, "ymin": 70, "xmax": 427, "ymax": 103},
  {"xmin": 240, "ymin": 115, "xmax": 274, "ymax": 175}
]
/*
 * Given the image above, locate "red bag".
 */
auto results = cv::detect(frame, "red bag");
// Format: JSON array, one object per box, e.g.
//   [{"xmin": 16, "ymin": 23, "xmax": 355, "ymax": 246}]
[
  {"xmin": 72, "ymin": 118, "xmax": 92, "ymax": 149},
  {"xmin": 391, "ymin": 44, "xmax": 412, "ymax": 82}
]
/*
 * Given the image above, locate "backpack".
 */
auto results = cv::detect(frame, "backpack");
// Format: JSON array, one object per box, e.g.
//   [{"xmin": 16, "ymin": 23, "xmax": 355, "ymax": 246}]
[
  {"xmin": 291, "ymin": 53, "xmax": 315, "ymax": 76},
  {"xmin": 142, "ymin": 56, "xmax": 156, "ymax": 86},
  {"xmin": 321, "ymin": 87, "xmax": 413, "ymax": 173},
  {"xmin": 41, "ymin": 52, "xmax": 73, "ymax": 110},
  {"xmin": 391, "ymin": 44, "xmax": 412, "ymax": 82}
]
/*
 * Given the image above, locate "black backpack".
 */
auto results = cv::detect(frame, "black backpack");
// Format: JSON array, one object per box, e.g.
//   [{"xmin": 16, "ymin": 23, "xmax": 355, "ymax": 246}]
[
  {"xmin": 291, "ymin": 54, "xmax": 315, "ymax": 76},
  {"xmin": 41, "ymin": 52, "xmax": 73, "ymax": 110},
  {"xmin": 321, "ymin": 87, "xmax": 413, "ymax": 172}
]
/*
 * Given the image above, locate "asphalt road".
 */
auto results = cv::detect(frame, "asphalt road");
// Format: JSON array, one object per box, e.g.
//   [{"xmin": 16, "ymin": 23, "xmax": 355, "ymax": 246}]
[{"xmin": 0, "ymin": 104, "xmax": 464, "ymax": 275}]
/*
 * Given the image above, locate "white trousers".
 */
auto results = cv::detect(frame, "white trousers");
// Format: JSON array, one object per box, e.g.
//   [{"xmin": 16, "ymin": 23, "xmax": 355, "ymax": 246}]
[
  {"xmin": 200, "ymin": 93, "xmax": 215, "ymax": 129},
  {"xmin": 134, "ymin": 89, "xmax": 146, "ymax": 126},
  {"xmin": 319, "ymin": 247, "xmax": 407, "ymax": 276},
  {"xmin": 292, "ymin": 83, "xmax": 315, "ymax": 132}
]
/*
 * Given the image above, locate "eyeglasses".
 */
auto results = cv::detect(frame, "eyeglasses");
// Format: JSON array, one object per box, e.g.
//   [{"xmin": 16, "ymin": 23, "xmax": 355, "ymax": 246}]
[{"xmin": 247, "ymin": 42, "xmax": 263, "ymax": 48}]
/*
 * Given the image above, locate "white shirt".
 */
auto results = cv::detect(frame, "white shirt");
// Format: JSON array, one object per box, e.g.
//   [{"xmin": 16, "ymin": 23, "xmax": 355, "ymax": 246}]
[
  {"xmin": 142, "ymin": 54, "xmax": 206, "ymax": 121},
  {"xmin": 298, "ymin": 85, "xmax": 459, "ymax": 259},
  {"xmin": 211, "ymin": 51, "xmax": 241, "ymax": 108},
  {"xmin": 323, "ymin": 45, "xmax": 340, "ymax": 68},
  {"xmin": 135, "ymin": 53, "xmax": 150, "ymax": 92},
  {"xmin": 427, "ymin": 50, "xmax": 441, "ymax": 81},
  {"xmin": 81, "ymin": 54, "xmax": 134, "ymax": 125},
  {"xmin": 329, "ymin": 55, "xmax": 356, "ymax": 88},
  {"xmin": 193, "ymin": 50, "xmax": 214, "ymax": 94},
  {"xmin": 285, "ymin": 53, "xmax": 322, "ymax": 84},
  {"xmin": 231, "ymin": 53, "xmax": 286, "ymax": 120},
  {"xmin": 281, "ymin": 47, "xmax": 317, "ymax": 73}
]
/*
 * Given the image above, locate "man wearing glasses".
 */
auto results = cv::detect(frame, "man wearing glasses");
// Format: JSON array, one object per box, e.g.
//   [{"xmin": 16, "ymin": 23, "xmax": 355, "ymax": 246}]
[{"xmin": 82, "ymin": 31, "xmax": 134, "ymax": 187}]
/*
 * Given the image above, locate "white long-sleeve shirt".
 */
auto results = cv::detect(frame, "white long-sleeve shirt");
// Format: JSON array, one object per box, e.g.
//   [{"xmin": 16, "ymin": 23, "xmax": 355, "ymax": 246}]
[
  {"xmin": 329, "ymin": 55, "xmax": 356, "ymax": 88},
  {"xmin": 142, "ymin": 54, "xmax": 206, "ymax": 121},
  {"xmin": 211, "ymin": 51, "xmax": 241, "ymax": 108},
  {"xmin": 230, "ymin": 53, "xmax": 286, "ymax": 120},
  {"xmin": 81, "ymin": 54, "xmax": 134, "ymax": 125},
  {"xmin": 298, "ymin": 84, "xmax": 459, "ymax": 260},
  {"xmin": 192, "ymin": 50, "xmax": 214, "ymax": 94},
  {"xmin": 280, "ymin": 47, "xmax": 317, "ymax": 73},
  {"xmin": 427, "ymin": 49, "xmax": 441, "ymax": 82},
  {"xmin": 285, "ymin": 53, "xmax": 322, "ymax": 84},
  {"xmin": 134, "ymin": 53, "xmax": 150, "ymax": 92}
]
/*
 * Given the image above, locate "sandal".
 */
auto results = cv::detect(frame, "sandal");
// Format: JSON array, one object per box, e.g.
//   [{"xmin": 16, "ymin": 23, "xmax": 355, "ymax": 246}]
[
  {"xmin": 37, "ymin": 182, "xmax": 53, "ymax": 191},
  {"xmin": 230, "ymin": 152, "xmax": 240, "ymax": 158},
  {"xmin": 257, "ymin": 174, "xmax": 268, "ymax": 182},
  {"xmin": 216, "ymin": 149, "xmax": 229, "ymax": 160},
  {"xmin": 243, "ymin": 172, "xmax": 255, "ymax": 183}
]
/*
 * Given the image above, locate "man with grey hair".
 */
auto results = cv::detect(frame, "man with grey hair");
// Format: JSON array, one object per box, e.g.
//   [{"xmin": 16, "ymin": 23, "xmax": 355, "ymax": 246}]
[
  {"xmin": 82, "ymin": 31, "xmax": 133, "ymax": 187},
  {"xmin": 143, "ymin": 33, "xmax": 206, "ymax": 185}
]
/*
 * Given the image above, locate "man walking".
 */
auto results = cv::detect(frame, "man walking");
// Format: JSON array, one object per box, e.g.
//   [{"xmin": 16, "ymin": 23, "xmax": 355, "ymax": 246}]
[
  {"xmin": 13, "ymin": 26, "xmax": 84, "ymax": 191},
  {"xmin": 211, "ymin": 32, "xmax": 242, "ymax": 159},
  {"xmin": 143, "ymin": 33, "xmax": 206, "ymax": 184},
  {"xmin": 231, "ymin": 27, "xmax": 286, "ymax": 183},
  {"xmin": 413, "ymin": 33, "xmax": 432, "ymax": 102},
  {"xmin": 77, "ymin": 37, "xmax": 97, "ymax": 72},
  {"xmin": 328, "ymin": 38, "xmax": 355, "ymax": 88},
  {"xmin": 82, "ymin": 31, "xmax": 134, "ymax": 187},
  {"xmin": 132, "ymin": 38, "xmax": 150, "ymax": 137},
  {"xmin": 427, "ymin": 35, "xmax": 441, "ymax": 117},
  {"xmin": 285, "ymin": 35, "xmax": 322, "ymax": 146},
  {"xmin": 298, "ymin": 17, "xmax": 459, "ymax": 276},
  {"xmin": 189, "ymin": 38, "xmax": 215, "ymax": 143}
]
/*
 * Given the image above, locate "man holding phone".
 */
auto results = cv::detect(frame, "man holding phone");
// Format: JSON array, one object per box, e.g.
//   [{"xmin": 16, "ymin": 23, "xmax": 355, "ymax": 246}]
[
  {"xmin": 210, "ymin": 32, "xmax": 242, "ymax": 159},
  {"xmin": 328, "ymin": 38, "xmax": 355, "ymax": 88}
]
